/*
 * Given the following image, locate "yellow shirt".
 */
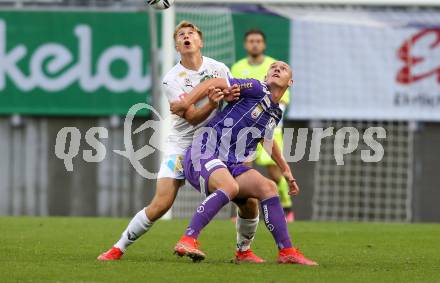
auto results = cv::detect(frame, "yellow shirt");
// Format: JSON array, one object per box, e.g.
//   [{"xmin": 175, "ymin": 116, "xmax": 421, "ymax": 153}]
[{"xmin": 231, "ymin": 56, "xmax": 290, "ymax": 105}]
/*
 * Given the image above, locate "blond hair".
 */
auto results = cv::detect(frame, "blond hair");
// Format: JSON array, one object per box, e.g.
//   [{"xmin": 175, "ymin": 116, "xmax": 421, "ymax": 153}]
[{"xmin": 173, "ymin": 21, "xmax": 203, "ymax": 41}]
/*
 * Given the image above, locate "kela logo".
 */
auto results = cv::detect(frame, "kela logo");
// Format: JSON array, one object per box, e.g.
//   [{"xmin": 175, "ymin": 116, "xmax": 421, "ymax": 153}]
[
  {"xmin": 396, "ymin": 28, "xmax": 440, "ymax": 85},
  {"xmin": 0, "ymin": 19, "xmax": 151, "ymax": 93}
]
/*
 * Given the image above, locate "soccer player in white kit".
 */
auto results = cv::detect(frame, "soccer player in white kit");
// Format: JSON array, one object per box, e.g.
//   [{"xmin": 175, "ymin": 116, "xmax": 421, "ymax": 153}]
[{"xmin": 97, "ymin": 21, "xmax": 264, "ymax": 263}]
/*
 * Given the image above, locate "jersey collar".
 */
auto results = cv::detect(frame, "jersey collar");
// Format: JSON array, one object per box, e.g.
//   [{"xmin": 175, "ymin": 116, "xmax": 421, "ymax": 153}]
[
  {"xmin": 179, "ymin": 56, "xmax": 206, "ymax": 74},
  {"xmin": 262, "ymin": 82, "xmax": 279, "ymax": 107}
]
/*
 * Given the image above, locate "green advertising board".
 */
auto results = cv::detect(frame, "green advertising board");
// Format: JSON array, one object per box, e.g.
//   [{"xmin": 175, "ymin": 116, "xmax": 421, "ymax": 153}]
[
  {"xmin": 0, "ymin": 10, "xmax": 289, "ymax": 116},
  {"xmin": 0, "ymin": 11, "xmax": 152, "ymax": 116}
]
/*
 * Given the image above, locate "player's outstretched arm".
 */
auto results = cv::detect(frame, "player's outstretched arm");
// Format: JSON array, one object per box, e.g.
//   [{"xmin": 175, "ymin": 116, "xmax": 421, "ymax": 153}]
[
  {"xmin": 170, "ymin": 78, "xmax": 229, "ymax": 116},
  {"xmin": 261, "ymin": 139, "xmax": 299, "ymax": 196}
]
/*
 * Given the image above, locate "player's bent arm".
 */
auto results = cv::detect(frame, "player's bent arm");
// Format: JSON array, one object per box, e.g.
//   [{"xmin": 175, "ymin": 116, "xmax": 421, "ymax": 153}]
[
  {"xmin": 184, "ymin": 103, "xmax": 217, "ymax": 126},
  {"xmin": 183, "ymin": 86, "xmax": 225, "ymax": 124},
  {"xmin": 265, "ymin": 140, "xmax": 300, "ymax": 195},
  {"xmin": 183, "ymin": 78, "xmax": 228, "ymax": 107},
  {"xmin": 171, "ymin": 78, "xmax": 229, "ymax": 114},
  {"xmin": 263, "ymin": 139, "xmax": 290, "ymax": 175}
]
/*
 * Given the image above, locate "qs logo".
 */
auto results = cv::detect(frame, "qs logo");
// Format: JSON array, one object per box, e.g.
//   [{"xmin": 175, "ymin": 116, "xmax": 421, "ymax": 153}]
[{"xmin": 55, "ymin": 103, "xmax": 166, "ymax": 179}]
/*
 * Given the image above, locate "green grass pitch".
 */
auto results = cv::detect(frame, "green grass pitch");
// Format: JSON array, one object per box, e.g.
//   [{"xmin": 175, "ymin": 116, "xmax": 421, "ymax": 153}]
[{"xmin": 0, "ymin": 217, "xmax": 439, "ymax": 283}]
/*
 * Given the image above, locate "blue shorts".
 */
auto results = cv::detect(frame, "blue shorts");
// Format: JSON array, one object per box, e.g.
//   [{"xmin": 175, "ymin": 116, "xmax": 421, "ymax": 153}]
[{"xmin": 183, "ymin": 146, "xmax": 252, "ymax": 196}]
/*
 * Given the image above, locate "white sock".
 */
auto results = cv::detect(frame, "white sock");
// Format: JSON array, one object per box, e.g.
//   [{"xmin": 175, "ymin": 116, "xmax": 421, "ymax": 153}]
[
  {"xmin": 236, "ymin": 215, "xmax": 259, "ymax": 252},
  {"xmin": 114, "ymin": 208, "xmax": 154, "ymax": 253}
]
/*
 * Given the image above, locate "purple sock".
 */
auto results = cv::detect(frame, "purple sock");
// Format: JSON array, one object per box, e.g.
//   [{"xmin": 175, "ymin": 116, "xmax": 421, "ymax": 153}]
[
  {"xmin": 185, "ymin": 189, "xmax": 230, "ymax": 239},
  {"xmin": 261, "ymin": 196, "xmax": 293, "ymax": 249}
]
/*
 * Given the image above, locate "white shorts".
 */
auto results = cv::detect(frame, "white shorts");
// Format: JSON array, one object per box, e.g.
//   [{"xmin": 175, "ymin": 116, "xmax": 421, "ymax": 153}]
[{"xmin": 157, "ymin": 153, "xmax": 185, "ymax": 180}]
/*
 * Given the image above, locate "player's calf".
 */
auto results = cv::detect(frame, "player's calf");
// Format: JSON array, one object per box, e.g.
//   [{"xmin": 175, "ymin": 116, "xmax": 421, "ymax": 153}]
[{"xmin": 260, "ymin": 196, "xmax": 318, "ymax": 265}]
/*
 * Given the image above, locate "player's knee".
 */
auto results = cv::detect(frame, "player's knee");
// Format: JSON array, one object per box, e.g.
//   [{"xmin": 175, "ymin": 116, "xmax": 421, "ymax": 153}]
[
  {"xmin": 259, "ymin": 180, "xmax": 278, "ymax": 199},
  {"xmin": 223, "ymin": 180, "xmax": 239, "ymax": 199},
  {"xmin": 267, "ymin": 180, "xmax": 278, "ymax": 195}
]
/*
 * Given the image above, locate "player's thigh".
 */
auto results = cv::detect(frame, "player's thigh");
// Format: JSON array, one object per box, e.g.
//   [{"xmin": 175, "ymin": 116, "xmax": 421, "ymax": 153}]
[
  {"xmin": 233, "ymin": 198, "xmax": 259, "ymax": 219},
  {"xmin": 207, "ymin": 168, "xmax": 239, "ymax": 199},
  {"xmin": 146, "ymin": 178, "xmax": 183, "ymax": 221},
  {"xmin": 235, "ymin": 169, "xmax": 278, "ymax": 200}
]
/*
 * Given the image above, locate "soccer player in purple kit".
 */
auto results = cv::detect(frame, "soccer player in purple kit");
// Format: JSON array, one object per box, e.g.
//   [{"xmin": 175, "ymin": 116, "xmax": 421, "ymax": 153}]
[{"xmin": 170, "ymin": 61, "xmax": 318, "ymax": 265}]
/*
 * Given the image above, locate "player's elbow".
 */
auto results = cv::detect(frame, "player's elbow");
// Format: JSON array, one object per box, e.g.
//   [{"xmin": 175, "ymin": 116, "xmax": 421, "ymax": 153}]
[
  {"xmin": 187, "ymin": 118, "xmax": 200, "ymax": 126},
  {"xmin": 206, "ymin": 78, "xmax": 228, "ymax": 90},
  {"xmin": 184, "ymin": 112, "xmax": 199, "ymax": 125}
]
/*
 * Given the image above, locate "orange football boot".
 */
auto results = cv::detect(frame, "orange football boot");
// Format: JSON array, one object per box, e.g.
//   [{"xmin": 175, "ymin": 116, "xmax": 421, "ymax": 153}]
[
  {"xmin": 174, "ymin": 235, "xmax": 206, "ymax": 262},
  {"xmin": 234, "ymin": 249, "xmax": 265, "ymax": 263},
  {"xmin": 97, "ymin": 246, "xmax": 124, "ymax": 261},
  {"xmin": 278, "ymin": 247, "xmax": 318, "ymax": 265}
]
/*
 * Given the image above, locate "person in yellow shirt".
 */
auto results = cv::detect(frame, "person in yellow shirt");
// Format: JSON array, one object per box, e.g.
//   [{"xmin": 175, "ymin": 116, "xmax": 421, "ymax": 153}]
[{"xmin": 231, "ymin": 29, "xmax": 293, "ymax": 222}]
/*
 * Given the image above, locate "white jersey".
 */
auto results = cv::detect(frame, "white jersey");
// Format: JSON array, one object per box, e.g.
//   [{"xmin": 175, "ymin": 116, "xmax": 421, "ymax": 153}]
[{"xmin": 162, "ymin": 56, "xmax": 231, "ymax": 154}]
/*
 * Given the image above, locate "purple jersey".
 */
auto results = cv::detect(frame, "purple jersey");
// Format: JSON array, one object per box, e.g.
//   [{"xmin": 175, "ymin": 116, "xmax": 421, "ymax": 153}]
[{"xmin": 191, "ymin": 78, "xmax": 283, "ymax": 165}]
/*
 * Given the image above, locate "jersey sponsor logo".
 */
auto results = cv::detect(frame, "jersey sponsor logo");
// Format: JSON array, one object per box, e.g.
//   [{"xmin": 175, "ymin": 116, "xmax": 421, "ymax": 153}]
[
  {"xmin": 200, "ymin": 74, "xmax": 215, "ymax": 83},
  {"xmin": 239, "ymin": 82, "xmax": 253, "ymax": 89},
  {"xmin": 251, "ymin": 104, "xmax": 263, "ymax": 119},
  {"xmin": 178, "ymin": 71, "xmax": 187, "ymax": 77},
  {"xmin": 263, "ymin": 95, "xmax": 271, "ymax": 108},
  {"xmin": 199, "ymin": 69, "xmax": 223, "ymax": 83}
]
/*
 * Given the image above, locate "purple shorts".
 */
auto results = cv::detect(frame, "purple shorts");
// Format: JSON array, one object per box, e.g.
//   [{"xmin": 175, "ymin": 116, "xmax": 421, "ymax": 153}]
[{"xmin": 183, "ymin": 146, "xmax": 252, "ymax": 196}]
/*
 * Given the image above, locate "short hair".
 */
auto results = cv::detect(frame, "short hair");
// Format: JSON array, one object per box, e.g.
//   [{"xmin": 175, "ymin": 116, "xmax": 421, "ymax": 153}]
[
  {"xmin": 173, "ymin": 21, "xmax": 203, "ymax": 41},
  {"xmin": 244, "ymin": 29, "xmax": 266, "ymax": 42}
]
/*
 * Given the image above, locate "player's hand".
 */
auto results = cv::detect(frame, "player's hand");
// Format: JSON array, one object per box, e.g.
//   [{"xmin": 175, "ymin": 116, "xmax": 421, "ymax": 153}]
[
  {"xmin": 207, "ymin": 86, "xmax": 224, "ymax": 107},
  {"xmin": 223, "ymin": 84, "xmax": 240, "ymax": 102},
  {"xmin": 170, "ymin": 100, "xmax": 188, "ymax": 117},
  {"xmin": 282, "ymin": 170, "xmax": 299, "ymax": 196}
]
